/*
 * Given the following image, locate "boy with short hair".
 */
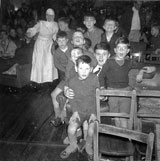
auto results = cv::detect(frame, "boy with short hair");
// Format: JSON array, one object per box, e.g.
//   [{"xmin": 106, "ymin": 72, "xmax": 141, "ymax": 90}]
[
  {"xmin": 60, "ymin": 55, "xmax": 99, "ymax": 160},
  {"xmin": 99, "ymin": 37, "xmax": 156, "ymax": 128},
  {"xmin": 93, "ymin": 42, "xmax": 110, "ymax": 76},
  {"xmin": 58, "ymin": 17, "xmax": 75, "ymax": 41},
  {"xmin": 54, "ymin": 31, "xmax": 71, "ymax": 81},
  {"xmin": 150, "ymin": 23, "xmax": 160, "ymax": 54},
  {"xmin": 51, "ymin": 47, "xmax": 83, "ymax": 126},
  {"xmin": 83, "ymin": 12, "xmax": 104, "ymax": 50},
  {"xmin": 101, "ymin": 17, "xmax": 119, "ymax": 56}
]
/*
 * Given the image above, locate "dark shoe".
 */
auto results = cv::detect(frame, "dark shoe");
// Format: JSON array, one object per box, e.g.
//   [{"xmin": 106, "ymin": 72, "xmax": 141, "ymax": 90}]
[
  {"xmin": 50, "ymin": 117, "xmax": 62, "ymax": 127},
  {"xmin": 60, "ymin": 150, "xmax": 71, "ymax": 159},
  {"xmin": 60, "ymin": 147, "xmax": 77, "ymax": 159}
]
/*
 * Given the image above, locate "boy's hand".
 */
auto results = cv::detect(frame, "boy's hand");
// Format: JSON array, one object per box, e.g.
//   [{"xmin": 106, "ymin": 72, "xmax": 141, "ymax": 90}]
[
  {"xmin": 136, "ymin": 69, "xmax": 144, "ymax": 83},
  {"xmin": 64, "ymin": 86, "xmax": 75, "ymax": 99}
]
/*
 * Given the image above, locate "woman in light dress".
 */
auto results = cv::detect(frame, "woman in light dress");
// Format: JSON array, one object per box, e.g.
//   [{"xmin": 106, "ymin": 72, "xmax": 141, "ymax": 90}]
[{"xmin": 27, "ymin": 8, "xmax": 58, "ymax": 84}]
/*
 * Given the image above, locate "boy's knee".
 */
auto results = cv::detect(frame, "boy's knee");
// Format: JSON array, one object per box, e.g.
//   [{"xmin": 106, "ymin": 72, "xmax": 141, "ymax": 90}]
[
  {"xmin": 68, "ymin": 124, "xmax": 78, "ymax": 135},
  {"xmin": 87, "ymin": 125, "xmax": 95, "ymax": 136},
  {"xmin": 83, "ymin": 120, "xmax": 88, "ymax": 130},
  {"xmin": 51, "ymin": 90, "xmax": 57, "ymax": 101}
]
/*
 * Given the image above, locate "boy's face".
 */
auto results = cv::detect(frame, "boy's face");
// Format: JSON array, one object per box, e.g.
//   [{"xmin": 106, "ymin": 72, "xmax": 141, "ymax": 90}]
[
  {"xmin": 151, "ymin": 27, "xmax": 159, "ymax": 36},
  {"xmin": 10, "ymin": 29, "xmax": 17, "ymax": 38},
  {"xmin": 77, "ymin": 62, "xmax": 92, "ymax": 80},
  {"xmin": 46, "ymin": 14, "xmax": 54, "ymax": 22},
  {"xmin": 94, "ymin": 49, "xmax": 110, "ymax": 66},
  {"xmin": 57, "ymin": 37, "xmax": 68, "ymax": 49},
  {"xmin": 0, "ymin": 31, "xmax": 8, "ymax": 40},
  {"xmin": 83, "ymin": 16, "xmax": 96, "ymax": 30},
  {"xmin": 72, "ymin": 32, "xmax": 85, "ymax": 47},
  {"xmin": 58, "ymin": 21, "xmax": 67, "ymax": 31},
  {"xmin": 134, "ymin": 1, "xmax": 142, "ymax": 10},
  {"xmin": 114, "ymin": 43, "xmax": 130, "ymax": 60},
  {"xmin": 103, "ymin": 20, "xmax": 116, "ymax": 32},
  {"xmin": 71, "ymin": 49, "xmax": 83, "ymax": 63}
]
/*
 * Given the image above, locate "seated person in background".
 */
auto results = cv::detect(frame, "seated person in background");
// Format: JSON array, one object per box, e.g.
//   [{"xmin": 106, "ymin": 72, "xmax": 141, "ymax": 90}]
[
  {"xmin": 8, "ymin": 27, "xmax": 19, "ymax": 47},
  {"xmin": 83, "ymin": 12, "xmax": 104, "ymax": 50},
  {"xmin": 0, "ymin": 30, "xmax": 17, "ymax": 58},
  {"xmin": 150, "ymin": 23, "xmax": 160, "ymax": 54},
  {"xmin": 58, "ymin": 17, "xmax": 75, "ymax": 42},
  {"xmin": 60, "ymin": 55, "xmax": 99, "ymax": 160},
  {"xmin": 99, "ymin": 37, "xmax": 156, "ymax": 128},
  {"xmin": 53, "ymin": 31, "xmax": 71, "ymax": 82},
  {"xmin": 101, "ymin": 17, "xmax": 119, "ymax": 57},
  {"xmin": 51, "ymin": 47, "xmax": 83, "ymax": 126}
]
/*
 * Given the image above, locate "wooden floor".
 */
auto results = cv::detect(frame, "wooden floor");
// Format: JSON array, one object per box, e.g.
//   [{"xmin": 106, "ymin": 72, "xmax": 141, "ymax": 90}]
[{"xmin": 0, "ymin": 82, "xmax": 88, "ymax": 161}]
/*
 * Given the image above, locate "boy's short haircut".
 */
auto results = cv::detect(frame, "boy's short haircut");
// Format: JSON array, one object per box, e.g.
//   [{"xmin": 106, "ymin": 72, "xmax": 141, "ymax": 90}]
[
  {"xmin": 104, "ymin": 16, "xmax": 117, "ymax": 24},
  {"xmin": 72, "ymin": 30, "xmax": 84, "ymax": 38},
  {"xmin": 151, "ymin": 22, "xmax": 160, "ymax": 30},
  {"xmin": 58, "ymin": 17, "xmax": 70, "ymax": 25},
  {"xmin": 84, "ymin": 12, "xmax": 95, "ymax": 20},
  {"xmin": 0, "ymin": 29, "xmax": 7, "ymax": 35},
  {"xmin": 115, "ymin": 37, "xmax": 130, "ymax": 48},
  {"xmin": 94, "ymin": 42, "xmax": 110, "ymax": 52},
  {"xmin": 56, "ymin": 31, "xmax": 68, "ymax": 39},
  {"xmin": 76, "ymin": 55, "xmax": 91, "ymax": 67},
  {"xmin": 84, "ymin": 38, "xmax": 92, "ymax": 50}
]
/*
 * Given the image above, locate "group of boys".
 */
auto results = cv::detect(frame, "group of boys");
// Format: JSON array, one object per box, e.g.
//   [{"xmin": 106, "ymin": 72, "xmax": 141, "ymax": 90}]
[{"xmin": 50, "ymin": 12, "xmax": 156, "ymax": 161}]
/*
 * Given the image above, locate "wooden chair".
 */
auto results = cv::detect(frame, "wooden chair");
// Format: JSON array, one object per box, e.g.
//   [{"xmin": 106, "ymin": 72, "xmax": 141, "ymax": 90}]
[
  {"xmin": 135, "ymin": 90, "xmax": 160, "ymax": 161},
  {"xmin": 94, "ymin": 89, "xmax": 154, "ymax": 161}
]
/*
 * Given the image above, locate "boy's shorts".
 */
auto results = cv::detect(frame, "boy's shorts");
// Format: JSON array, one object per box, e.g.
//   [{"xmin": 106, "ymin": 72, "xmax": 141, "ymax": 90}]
[
  {"xmin": 71, "ymin": 112, "xmax": 91, "ymax": 128},
  {"xmin": 56, "ymin": 92, "xmax": 67, "ymax": 111}
]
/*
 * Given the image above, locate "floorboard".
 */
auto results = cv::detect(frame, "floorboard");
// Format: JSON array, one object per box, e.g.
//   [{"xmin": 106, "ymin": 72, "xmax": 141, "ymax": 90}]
[{"xmin": 0, "ymin": 83, "xmax": 89, "ymax": 161}]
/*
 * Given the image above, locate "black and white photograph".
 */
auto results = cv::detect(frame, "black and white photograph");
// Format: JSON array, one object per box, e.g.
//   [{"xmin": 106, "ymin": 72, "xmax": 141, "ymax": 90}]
[{"xmin": 0, "ymin": 0, "xmax": 160, "ymax": 160}]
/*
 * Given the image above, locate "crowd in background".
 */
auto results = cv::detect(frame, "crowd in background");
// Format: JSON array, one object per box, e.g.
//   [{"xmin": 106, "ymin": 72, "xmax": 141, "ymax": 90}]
[{"xmin": 0, "ymin": 0, "xmax": 160, "ymax": 50}]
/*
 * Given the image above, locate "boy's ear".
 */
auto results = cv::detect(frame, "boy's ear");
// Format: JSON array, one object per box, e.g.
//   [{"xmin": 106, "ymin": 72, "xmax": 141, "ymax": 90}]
[
  {"xmin": 114, "ymin": 26, "xmax": 117, "ymax": 30},
  {"xmin": 83, "ymin": 39, "xmax": 86, "ymax": 45},
  {"xmin": 127, "ymin": 49, "xmax": 130, "ymax": 54},
  {"xmin": 75, "ymin": 66, "xmax": 78, "ymax": 72},
  {"xmin": 90, "ymin": 67, "xmax": 93, "ymax": 72},
  {"xmin": 71, "ymin": 40, "xmax": 73, "ymax": 45},
  {"xmin": 108, "ymin": 53, "xmax": 111, "ymax": 58}
]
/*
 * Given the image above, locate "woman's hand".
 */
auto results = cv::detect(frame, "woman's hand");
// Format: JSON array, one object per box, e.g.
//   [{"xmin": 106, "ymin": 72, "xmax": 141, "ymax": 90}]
[{"xmin": 64, "ymin": 86, "xmax": 75, "ymax": 99}]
